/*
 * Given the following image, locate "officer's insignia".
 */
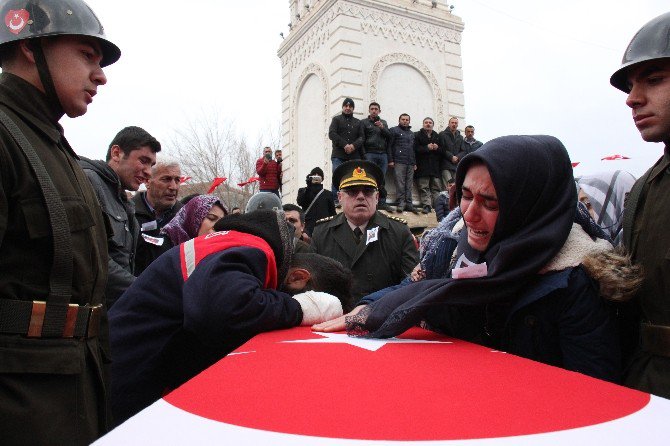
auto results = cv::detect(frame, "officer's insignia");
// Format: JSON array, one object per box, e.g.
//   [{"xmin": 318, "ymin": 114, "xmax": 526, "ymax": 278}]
[
  {"xmin": 388, "ymin": 216, "xmax": 408, "ymax": 225},
  {"xmin": 5, "ymin": 9, "xmax": 29, "ymax": 35},
  {"xmin": 316, "ymin": 215, "xmax": 335, "ymax": 225}
]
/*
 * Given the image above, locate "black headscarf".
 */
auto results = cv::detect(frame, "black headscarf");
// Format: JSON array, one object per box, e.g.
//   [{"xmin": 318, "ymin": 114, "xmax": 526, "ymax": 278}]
[{"xmin": 348, "ymin": 135, "xmax": 577, "ymax": 338}]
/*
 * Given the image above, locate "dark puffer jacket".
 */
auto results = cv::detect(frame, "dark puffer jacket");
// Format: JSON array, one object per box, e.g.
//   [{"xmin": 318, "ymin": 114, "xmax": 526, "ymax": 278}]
[
  {"xmin": 329, "ymin": 113, "xmax": 365, "ymax": 160},
  {"xmin": 389, "ymin": 125, "xmax": 415, "ymax": 165}
]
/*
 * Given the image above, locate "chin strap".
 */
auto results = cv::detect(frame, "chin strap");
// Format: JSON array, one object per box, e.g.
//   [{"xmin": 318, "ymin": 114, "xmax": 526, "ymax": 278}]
[{"xmin": 27, "ymin": 38, "xmax": 63, "ymax": 117}]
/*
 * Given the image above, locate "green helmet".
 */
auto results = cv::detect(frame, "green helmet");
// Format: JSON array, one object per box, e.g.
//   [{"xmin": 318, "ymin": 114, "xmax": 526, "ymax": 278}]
[
  {"xmin": 0, "ymin": 0, "xmax": 120, "ymax": 67},
  {"xmin": 610, "ymin": 11, "xmax": 670, "ymax": 93},
  {"xmin": 245, "ymin": 192, "xmax": 283, "ymax": 213}
]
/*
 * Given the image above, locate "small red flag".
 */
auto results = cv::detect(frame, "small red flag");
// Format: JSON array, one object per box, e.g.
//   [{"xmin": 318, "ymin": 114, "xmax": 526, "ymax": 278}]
[
  {"xmin": 237, "ymin": 176, "xmax": 260, "ymax": 187},
  {"xmin": 571, "ymin": 162, "xmax": 580, "ymax": 168},
  {"xmin": 206, "ymin": 177, "xmax": 227, "ymax": 193},
  {"xmin": 601, "ymin": 154, "xmax": 630, "ymax": 161},
  {"xmin": 179, "ymin": 176, "xmax": 192, "ymax": 184}
]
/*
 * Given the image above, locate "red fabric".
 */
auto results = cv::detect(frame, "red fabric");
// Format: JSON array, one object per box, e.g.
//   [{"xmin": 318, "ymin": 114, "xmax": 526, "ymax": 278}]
[
  {"xmin": 571, "ymin": 162, "xmax": 580, "ymax": 168},
  {"xmin": 165, "ymin": 327, "xmax": 649, "ymax": 441},
  {"xmin": 179, "ymin": 230, "xmax": 277, "ymax": 289},
  {"xmin": 179, "ymin": 176, "xmax": 192, "ymax": 184},
  {"xmin": 255, "ymin": 157, "xmax": 280, "ymax": 190},
  {"xmin": 601, "ymin": 154, "xmax": 630, "ymax": 160},
  {"xmin": 237, "ymin": 177, "xmax": 260, "ymax": 187},
  {"xmin": 206, "ymin": 177, "xmax": 227, "ymax": 193}
]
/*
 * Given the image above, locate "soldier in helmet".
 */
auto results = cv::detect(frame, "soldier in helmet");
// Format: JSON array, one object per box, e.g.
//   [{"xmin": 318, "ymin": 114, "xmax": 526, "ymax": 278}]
[
  {"xmin": 611, "ymin": 12, "xmax": 670, "ymax": 399},
  {"xmin": 0, "ymin": 0, "xmax": 120, "ymax": 443}
]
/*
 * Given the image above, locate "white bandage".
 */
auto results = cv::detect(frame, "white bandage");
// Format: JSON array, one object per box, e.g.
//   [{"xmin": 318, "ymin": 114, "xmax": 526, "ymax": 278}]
[{"xmin": 291, "ymin": 291, "xmax": 343, "ymax": 326}]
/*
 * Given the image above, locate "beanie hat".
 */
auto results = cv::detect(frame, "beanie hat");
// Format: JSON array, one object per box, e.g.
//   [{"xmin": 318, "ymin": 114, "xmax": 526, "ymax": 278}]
[
  {"xmin": 213, "ymin": 210, "xmax": 294, "ymax": 283},
  {"xmin": 342, "ymin": 97, "xmax": 355, "ymax": 108}
]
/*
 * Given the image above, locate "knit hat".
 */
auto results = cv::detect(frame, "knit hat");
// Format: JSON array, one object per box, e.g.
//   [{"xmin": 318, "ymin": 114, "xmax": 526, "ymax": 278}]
[
  {"xmin": 342, "ymin": 97, "xmax": 355, "ymax": 108},
  {"xmin": 214, "ymin": 210, "xmax": 294, "ymax": 284}
]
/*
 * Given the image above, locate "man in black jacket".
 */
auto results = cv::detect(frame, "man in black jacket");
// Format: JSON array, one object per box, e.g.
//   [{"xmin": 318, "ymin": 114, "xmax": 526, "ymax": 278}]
[
  {"xmin": 361, "ymin": 102, "xmax": 391, "ymax": 210},
  {"xmin": 414, "ymin": 117, "xmax": 444, "ymax": 213},
  {"xmin": 80, "ymin": 126, "xmax": 161, "ymax": 308},
  {"xmin": 439, "ymin": 116, "xmax": 465, "ymax": 190},
  {"xmin": 133, "ymin": 162, "xmax": 183, "ymax": 275},
  {"xmin": 328, "ymin": 97, "xmax": 365, "ymax": 205},
  {"xmin": 389, "ymin": 113, "xmax": 417, "ymax": 213}
]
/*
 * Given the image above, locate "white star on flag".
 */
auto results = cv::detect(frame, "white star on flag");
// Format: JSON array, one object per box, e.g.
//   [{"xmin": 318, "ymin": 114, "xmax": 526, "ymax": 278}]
[{"xmin": 282, "ymin": 332, "xmax": 452, "ymax": 352}]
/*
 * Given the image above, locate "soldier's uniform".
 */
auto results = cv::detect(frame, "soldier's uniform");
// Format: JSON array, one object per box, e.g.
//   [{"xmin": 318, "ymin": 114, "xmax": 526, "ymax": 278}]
[{"xmin": 0, "ymin": 1, "xmax": 120, "ymax": 444}]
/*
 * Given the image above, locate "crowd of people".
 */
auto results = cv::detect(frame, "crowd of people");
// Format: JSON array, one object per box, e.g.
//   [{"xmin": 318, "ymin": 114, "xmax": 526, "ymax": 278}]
[{"xmin": 0, "ymin": 1, "xmax": 669, "ymax": 444}]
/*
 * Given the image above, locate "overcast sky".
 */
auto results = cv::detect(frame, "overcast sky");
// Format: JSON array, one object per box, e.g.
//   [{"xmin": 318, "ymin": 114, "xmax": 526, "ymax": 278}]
[{"xmin": 63, "ymin": 0, "xmax": 669, "ymax": 178}]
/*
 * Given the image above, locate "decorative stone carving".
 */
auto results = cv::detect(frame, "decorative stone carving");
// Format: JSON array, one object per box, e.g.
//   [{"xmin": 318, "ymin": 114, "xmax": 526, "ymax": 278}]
[{"xmin": 369, "ymin": 53, "xmax": 445, "ymax": 128}]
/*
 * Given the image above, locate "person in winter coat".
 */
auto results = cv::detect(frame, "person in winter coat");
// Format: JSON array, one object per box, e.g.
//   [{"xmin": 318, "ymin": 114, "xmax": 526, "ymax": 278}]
[
  {"xmin": 388, "ymin": 113, "xmax": 418, "ymax": 213},
  {"xmin": 414, "ymin": 117, "xmax": 444, "ymax": 213},
  {"xmin": 79, "ymin": 126, "xmax": 161, "ymax": 308},
  {"xmin": 161, "ymin": 194, "xmax": 227, "ymax": 247},
  {"xmin": 255, "ymin": 146, "xmax": 281, "ymax": 196},
  {"xmin": 439, "ymin": 117, "xmax": 465, "ymax": 189},
  {"xmin": 329, "ymin": 97, "xmax": 365, "ymax": 204},
  {"xmin": 316, "ymin": 135, "xmax": 641, "ymax": 384},
  {"xmin": 361, "ymin": 102, "xmax": 392, "ymax": 210},
  {"xmin": 297, "ymin": 167, "xmax": 336, "ymax": 237},
  {"xmin": 109, "ymin": 210, "xmax": 351, "ymax": 425}
]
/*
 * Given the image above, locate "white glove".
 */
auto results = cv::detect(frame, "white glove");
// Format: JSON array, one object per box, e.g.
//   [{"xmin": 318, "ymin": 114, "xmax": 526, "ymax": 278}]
[{"xmin": 291, "ymin": 291, "xmax": 343, "ymax": 326}]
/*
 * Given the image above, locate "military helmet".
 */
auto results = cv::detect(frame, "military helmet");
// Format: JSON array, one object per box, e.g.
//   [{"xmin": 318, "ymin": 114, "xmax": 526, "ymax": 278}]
[
  {"xmin": 0, "ymin": 0, "xmax": 120, "ymax": 67},
  {"xmin": 610, "ymin": 11, "xmax": 670, "ymax": 93},
  {"xmin": 245, "ymin": 192, "xmax": 283, "ymax": 213}
]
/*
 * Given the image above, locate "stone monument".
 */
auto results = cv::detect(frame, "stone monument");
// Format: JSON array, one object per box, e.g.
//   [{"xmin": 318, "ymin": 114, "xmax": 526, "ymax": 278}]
[{"xmin": 277, "ymin": 0, "xmax": 465, "ymax": 202}]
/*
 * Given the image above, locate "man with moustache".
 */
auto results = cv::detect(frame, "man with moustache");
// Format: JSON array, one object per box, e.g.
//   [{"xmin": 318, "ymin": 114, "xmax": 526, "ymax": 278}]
[
  {"xmin": 133, "ymin": 161, "xmax": 183, "ymax": 275},
  {"xmin": 328, "ymin": 97, "xmax": 365, "ymax": 206},
  {"xmin": 311, "ymin": 160, "xmax": 418, "ymax": 311},
  {"xmin": 611, "ymin": 12, "xmax": 670, "ymax": 399},
  {"xmin": 80, "ymin": 126, "xmax": 161, "ymax": 307},
  {"xmin": 414, "ymin": 117, "xmax": 444, "ymax": 214}
]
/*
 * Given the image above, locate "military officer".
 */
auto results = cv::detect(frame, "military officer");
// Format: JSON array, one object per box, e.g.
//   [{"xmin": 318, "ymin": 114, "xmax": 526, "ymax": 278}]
[
  {"xmin": 311, "ymin": 160, "xmax": 418, "ymax": 311},
  {"xmin": 0, "ymin": 0, "xmax": 120, "ymax": 444}
]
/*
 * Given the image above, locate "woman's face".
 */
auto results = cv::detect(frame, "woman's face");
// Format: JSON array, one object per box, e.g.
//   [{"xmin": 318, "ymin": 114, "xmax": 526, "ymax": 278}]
[
  {"xmin": 577, "ymin": 188, "xmax": 597, "ymax": 220},
  {"xmin": 460, "ymin": 164, "xmax": 500, "ymax": 252},
  {"xmin": 197, "ymin": 204, "xmax": 226, "ymax": 237}
]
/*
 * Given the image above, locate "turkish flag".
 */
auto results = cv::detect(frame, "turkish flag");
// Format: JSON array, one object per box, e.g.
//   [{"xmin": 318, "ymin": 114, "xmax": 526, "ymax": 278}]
[
  {"xmin": 206, "ymin": 177, "xmax": 227, "ymax": 193},
  {"xmin": 601, "ymin": 154, "xmax": 630, "ymax": 161},
  {"xmin": 179, "ymin": 176, "xmax": 191, "ymax": 184},
  {"xmin": 237, "ymin": 176, "xmax": 260, "ymax": 187},
  {"xmin": 96, "ymin": 327, "xmax": 669, "ymax": 444},
  {"xmin": 571, "ymin": 162, "xmax": 580, "ymax": 168}
]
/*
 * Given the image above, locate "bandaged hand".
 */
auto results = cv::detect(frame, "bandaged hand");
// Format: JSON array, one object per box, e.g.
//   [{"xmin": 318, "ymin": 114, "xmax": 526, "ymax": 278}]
[{"xmin": 291, "ymin": 291, "xmax": 343, "ymax": 326}]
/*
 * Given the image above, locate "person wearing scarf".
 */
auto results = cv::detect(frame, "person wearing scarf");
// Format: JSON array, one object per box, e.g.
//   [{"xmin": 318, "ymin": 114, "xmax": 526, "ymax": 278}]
[
  {"xmin": 317, "ymin": 135, "xmax": 641, "ymax": 382},
  {"xmin": 161, "ymin": 194, "xmax": 227, "ymax": 247},
  {"xmin": 577, "ymin": 170, "xmax": 636, "ymax": 246}
]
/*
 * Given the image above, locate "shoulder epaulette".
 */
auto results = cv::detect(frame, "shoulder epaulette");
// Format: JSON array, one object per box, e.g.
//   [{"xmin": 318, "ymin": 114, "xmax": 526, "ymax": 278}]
[
  {"xmin": 387, "ymin": 215, "xmax": 408, "ymax": 225},
  {"xmin": 316, "ymin": 215, "xmax": 335, "ymax": 225}
]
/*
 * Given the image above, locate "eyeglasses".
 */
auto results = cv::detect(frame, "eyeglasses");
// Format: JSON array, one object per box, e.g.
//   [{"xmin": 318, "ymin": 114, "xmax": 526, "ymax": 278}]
[{"xmin": 342, "ymin": 187, "xmax": 377, "ymax": 197}]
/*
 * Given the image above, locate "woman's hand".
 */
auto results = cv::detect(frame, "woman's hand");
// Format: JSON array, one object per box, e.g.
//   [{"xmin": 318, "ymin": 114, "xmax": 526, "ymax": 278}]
[
  {"xmin": 312, "ymin": 305, "xmax": 366, "ymax": 332},
  {"xmin": 410, "ymin": 264, "xmax": 425, "ymax": 282}
]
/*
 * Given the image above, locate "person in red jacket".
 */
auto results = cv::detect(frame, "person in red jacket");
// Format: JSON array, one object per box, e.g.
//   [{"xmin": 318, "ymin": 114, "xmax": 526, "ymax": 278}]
[{"xmin": 256, "ymin": 146, "xmax": 281, "ymax": 196}]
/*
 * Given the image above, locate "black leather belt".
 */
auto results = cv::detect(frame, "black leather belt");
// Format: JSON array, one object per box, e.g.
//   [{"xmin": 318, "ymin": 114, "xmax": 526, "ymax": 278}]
[
  {"xmin": 0, "ymin": 300, "xmax": 102, "ymax": 338},
  {"xmin": 640, "ymin": 323, "xmax": 670, "ymax": 358}
]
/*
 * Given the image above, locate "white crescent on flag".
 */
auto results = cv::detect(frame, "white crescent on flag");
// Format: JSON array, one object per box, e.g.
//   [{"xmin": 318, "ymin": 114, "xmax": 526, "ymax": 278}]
[{"xmin": 96, "ymin": 327, "xmax": 670, "ymax": 445}]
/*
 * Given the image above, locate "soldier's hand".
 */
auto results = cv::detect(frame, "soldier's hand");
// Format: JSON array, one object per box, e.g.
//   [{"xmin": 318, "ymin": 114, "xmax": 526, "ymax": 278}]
[{"xmin": 312, "ymin": 305, "xmax": 366, "ymax": 332}]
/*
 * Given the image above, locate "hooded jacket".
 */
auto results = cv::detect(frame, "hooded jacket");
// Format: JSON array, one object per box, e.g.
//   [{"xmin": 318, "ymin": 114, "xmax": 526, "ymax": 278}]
[{"xmin": 79, "ymin": 157, "xmax": 139, "ymax": 308}]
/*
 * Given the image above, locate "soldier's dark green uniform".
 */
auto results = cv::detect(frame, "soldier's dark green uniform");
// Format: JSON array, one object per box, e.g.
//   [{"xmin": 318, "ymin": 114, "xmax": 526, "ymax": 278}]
[{"xmin": 0, "ymin": 1, "xmax": 120, "ymax": 444}]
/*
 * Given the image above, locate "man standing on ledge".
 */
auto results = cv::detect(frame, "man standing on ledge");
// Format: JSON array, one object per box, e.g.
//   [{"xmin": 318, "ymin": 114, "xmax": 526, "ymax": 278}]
[
  {"xmin": 311, "ymin": 160, "xmax": 418, "ymax": 311},
  {"xmin": 0, "ymin": 0, "xmax": 120, "ymax": 443},
  {"xmin": 328, "ymin": 97, "xmax": 365, "ymax": 206},
  {"xmin": 611, "ymin": 11, "xmax": 670, "ymax": 399},
  {"xmin": 361, "ymin": 102, "xmax": 391, "ymax": 211}
]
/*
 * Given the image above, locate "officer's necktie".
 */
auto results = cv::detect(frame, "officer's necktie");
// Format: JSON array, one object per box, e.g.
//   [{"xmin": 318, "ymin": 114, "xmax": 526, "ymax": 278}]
[{"xmin": 354, "ymin": 227, "xmax": 363, "ymax": 244}]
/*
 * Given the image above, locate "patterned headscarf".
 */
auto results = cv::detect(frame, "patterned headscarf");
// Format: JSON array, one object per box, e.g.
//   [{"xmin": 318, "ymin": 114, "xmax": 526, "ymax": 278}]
[
  {"xmin": 161, "ymin": 195, "xmax": 227, "ymax": 245},
  {"xmin": 578, "ymin": 170, "xmax": 635, "ymax": 245}
]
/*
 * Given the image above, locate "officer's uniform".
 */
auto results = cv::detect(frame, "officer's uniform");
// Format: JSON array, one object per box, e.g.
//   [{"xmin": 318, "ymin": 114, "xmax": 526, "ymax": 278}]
[{"xmin": 310, "ymin": 160, "xmax": 418, "ymax": 311}]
